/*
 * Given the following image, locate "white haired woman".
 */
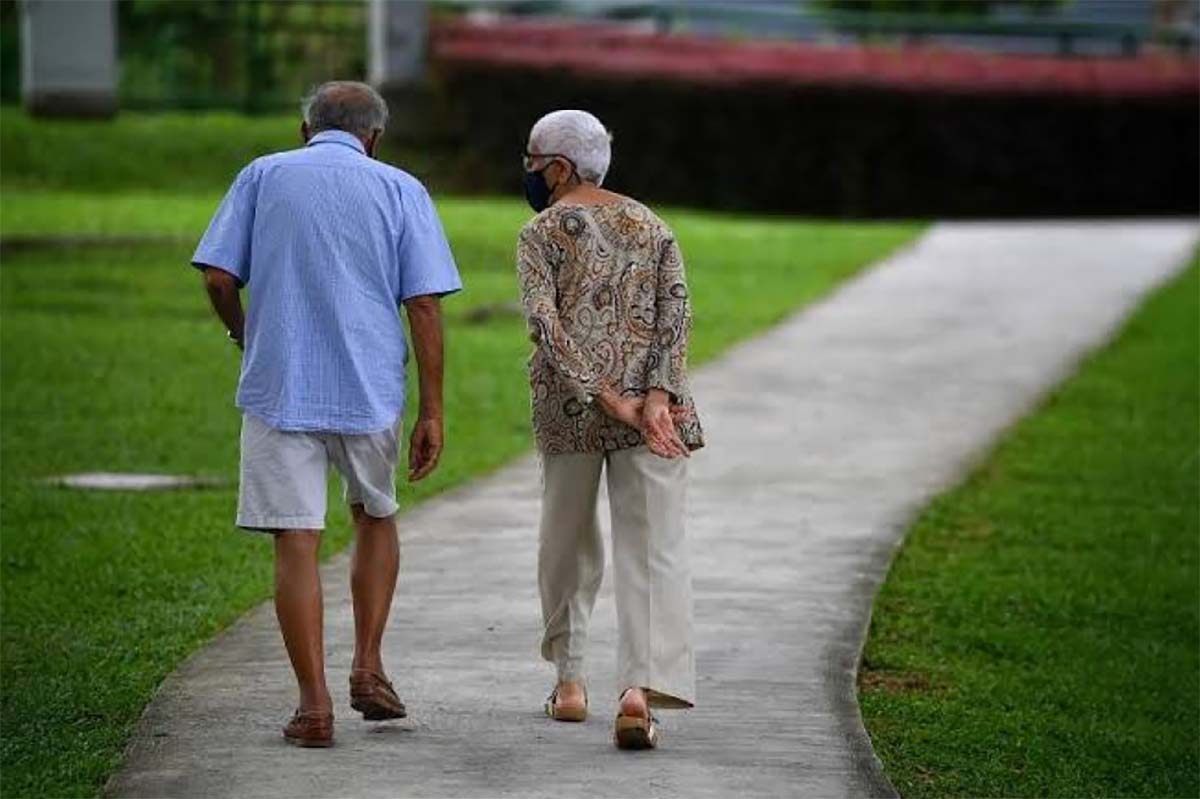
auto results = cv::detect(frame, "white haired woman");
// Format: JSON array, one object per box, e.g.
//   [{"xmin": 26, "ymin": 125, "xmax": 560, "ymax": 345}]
[{"xmin": 516, "ymin": 109, "xmax": 704, "ymax": 750}]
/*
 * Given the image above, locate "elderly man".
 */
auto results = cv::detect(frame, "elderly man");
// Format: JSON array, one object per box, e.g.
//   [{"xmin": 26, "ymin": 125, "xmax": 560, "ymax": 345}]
[
  {"xmin": 518, "ymin": 109, "xmax": 703, "ymax": 750},
  {"xmin": 193, "ymin": 81, "xmax": 461, "ymax": 748}
]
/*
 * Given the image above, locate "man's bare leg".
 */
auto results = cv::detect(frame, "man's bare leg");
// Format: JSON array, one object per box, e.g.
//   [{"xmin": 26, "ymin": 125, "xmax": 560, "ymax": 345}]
[
  {"xmin": 273, "ymin": 530, "xmax": 332, "ymax": 713},
  {"xmin": 349, "ymin": 504, "xmax": 399, "ymax": 674}
]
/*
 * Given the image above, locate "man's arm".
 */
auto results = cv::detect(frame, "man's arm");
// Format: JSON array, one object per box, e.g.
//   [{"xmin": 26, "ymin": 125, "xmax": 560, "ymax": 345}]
[
  {"xmin": 202, "ymin": 266, "xmax": 245, "ymax": 348},
  {"xmin": 404, "ymin": 294, "xmax": 445, "ymax": 482}
]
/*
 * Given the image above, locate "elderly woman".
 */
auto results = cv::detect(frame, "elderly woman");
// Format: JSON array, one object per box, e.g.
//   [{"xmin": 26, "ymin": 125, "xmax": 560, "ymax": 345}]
[{"xmin": 516, "ymin": 109, "xmax": 704, "ymax": 750}]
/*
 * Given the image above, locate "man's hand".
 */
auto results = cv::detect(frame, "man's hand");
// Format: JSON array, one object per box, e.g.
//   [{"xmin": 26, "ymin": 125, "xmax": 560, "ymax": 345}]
[
  {"xmin": 403, "ymin": 294, "xmax": 447, "ymax": 483},
  {"xmin": 641, "ymin": 389, "xmax": 690, "ymax": 459},
  {"xmin": 408, "ymin": 415, "xmax": 443, "ymax": 482}
]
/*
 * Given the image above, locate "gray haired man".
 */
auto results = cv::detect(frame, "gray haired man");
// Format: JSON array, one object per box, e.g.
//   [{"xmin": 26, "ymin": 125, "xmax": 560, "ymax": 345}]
[{"xmin": 193, "ymin": 81, "xmax": 462, "ymax": 747}]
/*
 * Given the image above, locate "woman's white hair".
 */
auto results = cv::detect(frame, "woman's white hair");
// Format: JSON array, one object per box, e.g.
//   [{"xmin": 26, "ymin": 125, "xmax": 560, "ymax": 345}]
[{"xmin": 528, "ymin": 110, "xmax": 613, "ymax": 186}]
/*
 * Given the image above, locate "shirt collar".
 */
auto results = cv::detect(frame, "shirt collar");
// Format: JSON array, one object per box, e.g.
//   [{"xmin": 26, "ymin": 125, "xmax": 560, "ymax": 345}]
[{"xmin": 306, "ymin": 129, "xmax": 367, "ymax": 154}]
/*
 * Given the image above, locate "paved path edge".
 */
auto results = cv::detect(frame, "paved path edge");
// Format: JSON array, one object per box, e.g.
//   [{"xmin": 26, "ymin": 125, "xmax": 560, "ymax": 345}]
[{"xmin": 830, "ymin": 230, "xmax": 1195, "ymax": 798}]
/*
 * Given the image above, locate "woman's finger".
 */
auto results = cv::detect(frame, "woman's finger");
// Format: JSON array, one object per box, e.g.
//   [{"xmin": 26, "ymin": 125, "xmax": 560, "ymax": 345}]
[
  {"xmin": 647, "ymin": 432, "xmax": 679, "ymax": 460},
  {"xmin": 665, "ymin": 425, "xmax": 689, "ymax": 458}
]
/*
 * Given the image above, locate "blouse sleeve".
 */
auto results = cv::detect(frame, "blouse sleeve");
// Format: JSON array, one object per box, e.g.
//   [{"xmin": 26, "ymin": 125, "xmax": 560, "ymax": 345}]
[
  {"xmin": 645, "ymin": 234, "xmax": 693, "ymax": 401},
  {"xmin": 517, "ymin": 225, "xmax": 604, "ymax": 404}
]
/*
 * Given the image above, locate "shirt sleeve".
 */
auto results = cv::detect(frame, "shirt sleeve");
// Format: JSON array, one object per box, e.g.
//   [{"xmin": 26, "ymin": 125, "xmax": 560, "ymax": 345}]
[
  {"xmin": 646, "ymin": 234, "xmax": 693, "ymax": 401},
  {"xmin": 191, "ymin": 163, "xmax": 258, "ymax": 285},
  {"xmin": 517, "ymin": 224, "xmax": 603, "ymax": 404},
  {"xmin": 396, "ymin": 182, "xmax": 463, "ymax": 302}
]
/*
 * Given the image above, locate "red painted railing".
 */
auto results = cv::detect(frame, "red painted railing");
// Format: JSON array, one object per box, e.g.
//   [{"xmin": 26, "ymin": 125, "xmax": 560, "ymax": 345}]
[{"xmin": 431, "ymin": 19, "xmax": 1200, "ymax": 97}]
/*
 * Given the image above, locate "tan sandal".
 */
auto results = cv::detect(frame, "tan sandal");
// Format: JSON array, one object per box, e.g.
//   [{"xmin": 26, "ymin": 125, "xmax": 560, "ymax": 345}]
[
  {"xmin": 544, "ymin": 686, "xmax": 588, "ymax": 722},
  {"xmin": 614, "ymin": 712, "xmax": 659, "ymax": 750},
  {"xmin": 614, "ymin": 689, "xmax": 659, "ymax": 750}
]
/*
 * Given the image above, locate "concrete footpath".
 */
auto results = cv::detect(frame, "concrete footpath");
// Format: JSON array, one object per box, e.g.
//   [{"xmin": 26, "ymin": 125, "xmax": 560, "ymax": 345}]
[{"xmin": 107, "ymin": 222, "xmax": 1197, "ymax": 799}]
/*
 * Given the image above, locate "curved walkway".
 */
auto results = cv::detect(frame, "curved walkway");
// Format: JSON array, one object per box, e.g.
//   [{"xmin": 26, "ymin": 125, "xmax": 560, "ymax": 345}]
[{"xmin": 107, "ymin": 221, "xmax": 1198, "ymax": 799}]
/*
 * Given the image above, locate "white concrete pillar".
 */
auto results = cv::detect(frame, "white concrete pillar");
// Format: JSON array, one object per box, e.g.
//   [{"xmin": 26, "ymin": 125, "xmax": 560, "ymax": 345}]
[
  {"xmin": 20, "ymin": 0, "xmax": 117, "ymax": 117},
  {"xmin": 368, "ymin": 0, "xmax": 428, "ymax": 91}
]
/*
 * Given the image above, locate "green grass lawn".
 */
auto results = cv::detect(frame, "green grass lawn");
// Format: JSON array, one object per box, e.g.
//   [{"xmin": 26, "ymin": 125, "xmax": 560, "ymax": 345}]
[
  {"xmin": 0, "ymin": 107, "xmax": 431, "ymax": 192},
  {"xmin": 1, "ymin": 109, "xmax": 303, "ymax": 191},
  {"xmin": 0, "ymin": 173, "xmax": 918, "ymax": 795},
  {"xmin": 858, "ymin": 258, "xmax": 1200, "ymax": 798}
]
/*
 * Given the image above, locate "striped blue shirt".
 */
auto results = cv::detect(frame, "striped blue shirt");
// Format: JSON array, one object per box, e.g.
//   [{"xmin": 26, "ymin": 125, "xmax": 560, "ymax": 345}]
[{"xmin": 192, "ymin": 129, "xmax": 462, "ymax": 434}]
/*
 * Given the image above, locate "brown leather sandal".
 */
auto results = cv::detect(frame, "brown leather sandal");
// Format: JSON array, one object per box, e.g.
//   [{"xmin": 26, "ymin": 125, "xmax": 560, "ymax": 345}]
[
  {"xmin": 283, "ymin": 709, "xmax": 334, "ymax": 748},
  {"xmin": 349, "ymin": 669, "xmax": 408, "ymax": 721}
]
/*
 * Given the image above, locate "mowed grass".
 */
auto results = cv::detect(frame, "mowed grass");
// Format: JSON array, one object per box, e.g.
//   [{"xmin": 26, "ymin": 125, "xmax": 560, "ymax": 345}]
[
  {"xmin": 1, "ymin": 182, "xmax": 918, "ymax": 795},
  {"xmin": 2, "ymin": 109, "xmax": 321, "ymax": 191},
  {"xmin": 0, "ymin": 106, "xmax": 433, "ymax": 193},
  {"xmin": 858, "ymin": 259, "xmax": 1200, "ymax": 798}
]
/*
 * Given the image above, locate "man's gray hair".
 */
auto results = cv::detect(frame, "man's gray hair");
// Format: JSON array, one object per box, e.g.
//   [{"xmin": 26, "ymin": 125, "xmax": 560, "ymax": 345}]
[
  {"xmin": 302, "ymin": 81, "xmax": 389, "ymax": 137},
  {"xmin": 528, "ymin": 110, "xmax": 612, "ymax": 186}
]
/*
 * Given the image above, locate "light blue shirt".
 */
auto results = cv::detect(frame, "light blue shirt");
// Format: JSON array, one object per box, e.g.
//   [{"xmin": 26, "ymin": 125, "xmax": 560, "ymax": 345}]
[{"xmin": 192, "ymin": 129, "xmax": 462, "ymax": 434}]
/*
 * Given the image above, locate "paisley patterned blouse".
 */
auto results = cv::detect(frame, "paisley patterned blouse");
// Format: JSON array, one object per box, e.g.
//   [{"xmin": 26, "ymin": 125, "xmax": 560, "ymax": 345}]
[{"xmin": 516, "ymin": 196, "xmax": 704, "ymax": 455}]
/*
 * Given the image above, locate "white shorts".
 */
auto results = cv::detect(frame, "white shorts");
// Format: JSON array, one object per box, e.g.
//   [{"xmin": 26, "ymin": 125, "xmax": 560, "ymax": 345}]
[{"xmin": 237, "ymin": 412, "xmax": 402, "ymax": 532}]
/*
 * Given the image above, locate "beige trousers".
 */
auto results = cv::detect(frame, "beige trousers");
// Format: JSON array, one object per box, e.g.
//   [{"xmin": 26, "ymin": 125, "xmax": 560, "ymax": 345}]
[{"xmin": 538, "ymin": 446, "xmax": 695, "ymax": 708}]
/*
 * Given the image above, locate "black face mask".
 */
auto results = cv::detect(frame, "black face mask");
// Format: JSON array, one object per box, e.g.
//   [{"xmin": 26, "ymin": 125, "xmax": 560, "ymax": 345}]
[{"xmin": 523, "ymin": 167, "xmax": 553, "ymax": 212}]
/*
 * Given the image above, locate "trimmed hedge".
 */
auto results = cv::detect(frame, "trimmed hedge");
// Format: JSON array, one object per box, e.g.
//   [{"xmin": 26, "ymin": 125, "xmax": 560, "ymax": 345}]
[{"xmin": 409, "ymin": 62, "xmax": 1198, "ymax": 218}]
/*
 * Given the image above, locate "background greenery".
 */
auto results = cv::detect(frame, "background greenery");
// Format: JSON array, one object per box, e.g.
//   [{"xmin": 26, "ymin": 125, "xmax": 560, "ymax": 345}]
[
  {"xmin": 0, "ymin": 108, "xmax": 919, "ymax": 797},
  {"xmin": 0, "ymin": 0, "xmax": 365, "ymax": 110},
  {"xmin": 859, "ymin": 257, "xmax": 1200, "ymax": 797}
]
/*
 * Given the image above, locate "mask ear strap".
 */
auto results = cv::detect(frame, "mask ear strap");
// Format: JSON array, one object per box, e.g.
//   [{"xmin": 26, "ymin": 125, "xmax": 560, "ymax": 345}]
[
  {"xmin": 546, "ymin": 160, "xmax": 565, "ymax": 196},
  {"xmin": 563, "ymin": 157, "xmax": 581, "ymax": 185},
  {"xmin": 549, "ymin": 157, "xmax": 581, "ymax": 195}
]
